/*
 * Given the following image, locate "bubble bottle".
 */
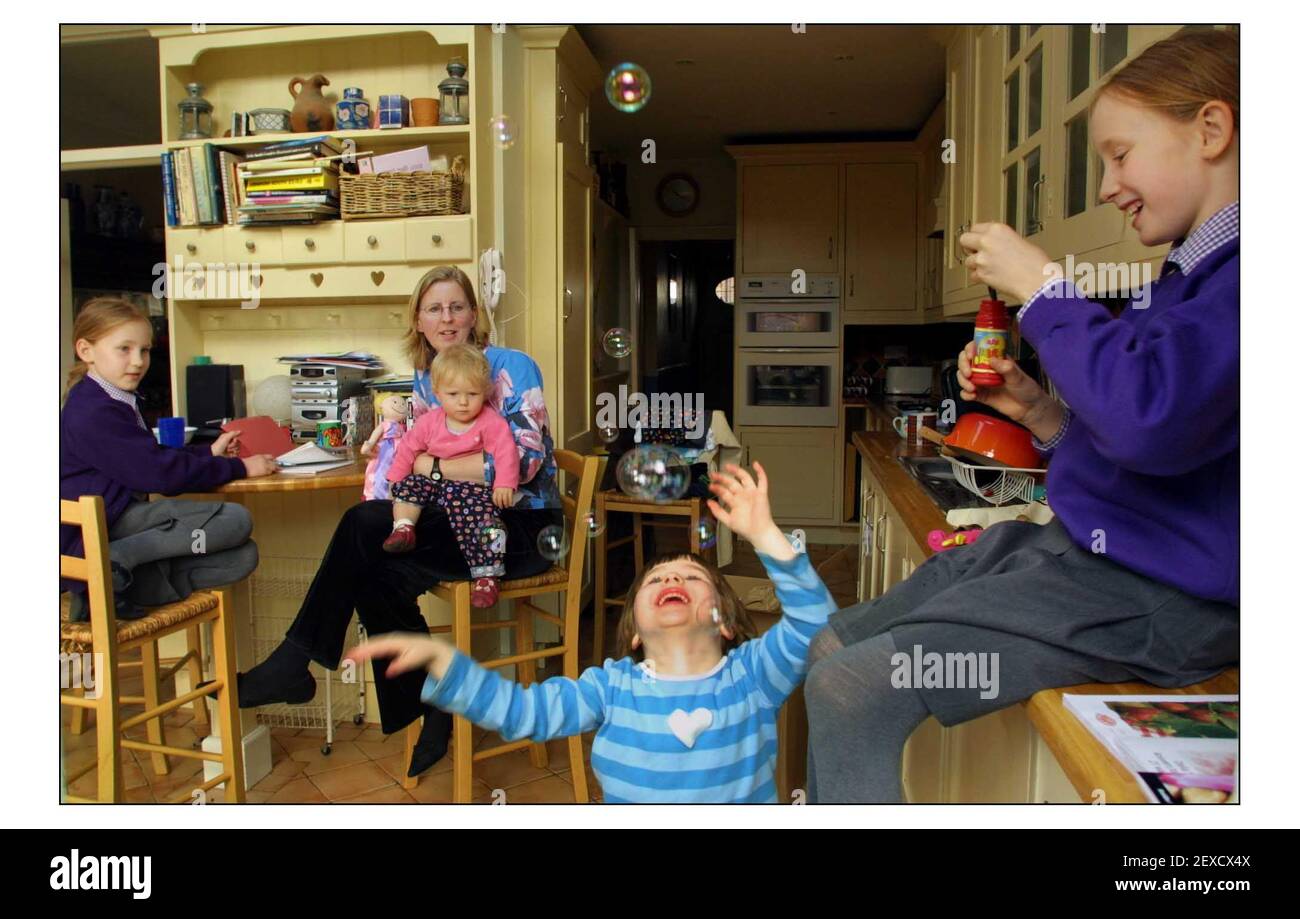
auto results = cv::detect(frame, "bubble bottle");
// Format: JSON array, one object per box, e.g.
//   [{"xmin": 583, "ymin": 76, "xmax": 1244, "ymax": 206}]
[{"xmin": 970, "ymin": 292, "xmax": 1009, "ymax": 387}]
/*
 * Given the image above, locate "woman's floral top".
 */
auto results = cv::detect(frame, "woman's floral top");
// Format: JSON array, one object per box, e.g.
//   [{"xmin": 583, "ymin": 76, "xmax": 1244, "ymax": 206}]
[{"xmin": 412, "ymin": 346, "xmax": 560, "ymax": 510}]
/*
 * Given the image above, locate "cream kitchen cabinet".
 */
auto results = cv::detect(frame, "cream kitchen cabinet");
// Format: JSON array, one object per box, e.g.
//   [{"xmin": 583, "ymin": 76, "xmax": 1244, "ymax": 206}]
[
  {"xmin": 842, "ymin": 162, "xmax": 919, "ymax": 319},
  {"xmin": 944, "ymin": 25, "xmax": 1008, "ymax": 317},
  {"xmin": 943, "ymin": 25, "xmax": 1191, "ymax": 316},
  {"xmin": 738, "ymin": 163, "xmax": 841, "ymax": 275},
  {"xmin": 739, "ymin": 426, "xmax": 840, "ymax": 525},
  {"xmin": 1047, "ymin": 25, "xmax": 1183, "ymax": 281},
  {"xmin": 942, "ymin": 28, "xmax": 975, "ymax": 300}
]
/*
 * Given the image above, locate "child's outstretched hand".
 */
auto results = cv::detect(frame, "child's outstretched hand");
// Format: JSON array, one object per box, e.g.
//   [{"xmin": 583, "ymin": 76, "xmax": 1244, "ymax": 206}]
[
  {"xmin": 492, "ymin": 487, "xmax": 515, "ymax": 509},
  {"xmin": 345, "ymin": 633, "xmax": 455, "ymax": 681},
  {"xmin": 707, "ymin": 462, "xmax": 794, "ymax": 560}
]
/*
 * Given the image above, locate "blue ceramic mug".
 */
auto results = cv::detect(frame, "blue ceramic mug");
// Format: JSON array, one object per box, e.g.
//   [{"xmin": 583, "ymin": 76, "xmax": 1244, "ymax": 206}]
[{"xmin": 158, "ymin": 416, "xmax": 187, "ymax": 448}]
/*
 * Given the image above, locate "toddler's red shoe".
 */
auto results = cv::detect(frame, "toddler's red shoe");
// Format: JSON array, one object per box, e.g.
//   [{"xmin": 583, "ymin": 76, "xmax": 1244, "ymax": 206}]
[
  {"xmin": 383, "ymin": 524, "xmax": 417, "ymax": 554},
  {"xmin": 471, "ymin": 577, "xmax": 500, "ymax": 608}
]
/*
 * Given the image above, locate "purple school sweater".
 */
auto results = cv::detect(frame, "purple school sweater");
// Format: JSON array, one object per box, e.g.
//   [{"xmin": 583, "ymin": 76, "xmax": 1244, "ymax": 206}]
[
  {"xmin": 60, "ymin": 378, "xmax": 246, "ymax": 564},
  {"xmin": 1018, "ymin": 238, "xmax": 1239, "ymax": 604}
]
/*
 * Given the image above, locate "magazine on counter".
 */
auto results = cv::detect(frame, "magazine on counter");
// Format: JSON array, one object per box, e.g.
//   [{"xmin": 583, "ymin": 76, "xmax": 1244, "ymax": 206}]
[{"xmin": 1062, "ymin": 694, "xmax": 1238, "ymax": 804}]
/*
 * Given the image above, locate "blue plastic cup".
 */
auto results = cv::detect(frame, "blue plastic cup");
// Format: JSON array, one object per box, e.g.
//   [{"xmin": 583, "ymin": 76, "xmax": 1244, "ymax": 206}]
[{"xmin": 159, "ymin": 416, "xmax": 187, "ymax": 448}]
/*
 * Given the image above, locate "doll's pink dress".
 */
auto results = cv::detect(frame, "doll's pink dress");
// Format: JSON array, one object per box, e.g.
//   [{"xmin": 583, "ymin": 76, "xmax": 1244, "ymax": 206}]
[{"xmin": 363, "ymin": 420, "xmax": 406, "ymax": 501}]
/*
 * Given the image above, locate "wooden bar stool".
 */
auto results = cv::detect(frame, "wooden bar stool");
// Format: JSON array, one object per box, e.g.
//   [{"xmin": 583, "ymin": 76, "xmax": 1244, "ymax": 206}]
[
  {"xmin": 590, "ymin": 489, "xmax": 717, "ymax": 667},
  {"xmin": 59, "ymin": 495, "xmax": 245, "ymax": 803}
]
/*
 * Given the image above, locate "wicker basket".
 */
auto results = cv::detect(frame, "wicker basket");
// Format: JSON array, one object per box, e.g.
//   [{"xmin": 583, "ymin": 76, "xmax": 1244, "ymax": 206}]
[{"xmin": 340, "ymin": 155, "xmax": 466, "ymax": 220}]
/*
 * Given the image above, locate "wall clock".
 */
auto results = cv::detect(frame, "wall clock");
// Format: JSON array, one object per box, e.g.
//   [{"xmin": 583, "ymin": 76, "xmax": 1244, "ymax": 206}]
[{"xmin": 656, "ymin": 173, "xmax": 700, "ymax": 217}]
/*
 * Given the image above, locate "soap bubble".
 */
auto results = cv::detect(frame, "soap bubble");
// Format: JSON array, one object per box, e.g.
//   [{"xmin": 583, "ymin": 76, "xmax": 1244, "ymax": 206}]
[
  {"xmin": 582, "ymin": 512, "xmax": 605, "ymax": 539},
  {"xmin": 602, "ymin": 327, "xmax": 632, "ymax": 358},
  {"xmin": 537, "ymin": 524, "xmax": 570, "ymax": 561},
  {"xmin": 616, "ymin": 445, "xmax": 690, "ymax": 502},
  {"xmin": 605, "ymin": 62, "xmax": 652, "ymax": 113},
  {"xmin": 489, "ymin": 113, "xmax": 516, "ymax": 149},
  {"xmin": 597, "ymin": 425, "xmax": 620, "ymax": 444},
  {"xmin": 696, "ymin": 516, "xmax": 717, "ymax": 550}
]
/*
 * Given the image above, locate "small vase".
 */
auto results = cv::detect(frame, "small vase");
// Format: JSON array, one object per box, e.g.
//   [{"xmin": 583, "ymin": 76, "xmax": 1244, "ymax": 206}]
[
  {"xmin": 288, "ymin": 74, "xmax": 335, "ymax": 133},
  {"xmin": 335, "ymin": 87, "xmax": 370, "ymax": 132}
]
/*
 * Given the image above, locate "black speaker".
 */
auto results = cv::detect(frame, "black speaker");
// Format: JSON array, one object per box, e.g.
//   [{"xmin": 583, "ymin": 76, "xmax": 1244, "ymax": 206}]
[{"xmin": 186, "ymin": 363, "xmax": 246, "ymax": 426}]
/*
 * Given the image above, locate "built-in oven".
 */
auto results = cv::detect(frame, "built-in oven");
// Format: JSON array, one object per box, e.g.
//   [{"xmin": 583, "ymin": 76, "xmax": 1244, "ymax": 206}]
[
  {"xmin": 736, "ymin": 274, "xmax": 840, "ymax": 349},
  {"xmin": 735, "ymin": 348, "xmax": 840, "ymax": 427}
]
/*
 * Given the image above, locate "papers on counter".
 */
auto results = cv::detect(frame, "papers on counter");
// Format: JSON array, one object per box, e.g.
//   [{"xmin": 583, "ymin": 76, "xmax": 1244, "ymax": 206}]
[{"xmin": 275, "ymin": 442, "xmax": 353, "ymax": 475}]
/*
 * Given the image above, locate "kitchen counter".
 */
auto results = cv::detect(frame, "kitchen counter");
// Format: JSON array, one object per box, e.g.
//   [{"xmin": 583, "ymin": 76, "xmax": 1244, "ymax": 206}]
[
  {"xmin": 851, "ymin": 421, "xmax": 1240, "ymax": 803},
  {"xmin": 851, "ymin": 429, "xmax": 950, "ymax": 559}
]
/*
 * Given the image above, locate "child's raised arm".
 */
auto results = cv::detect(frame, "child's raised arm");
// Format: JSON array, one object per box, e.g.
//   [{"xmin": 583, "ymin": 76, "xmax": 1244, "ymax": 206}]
[
  {"xmin": 707, "ymin": 462, "xmax": 838, "ymax": 708},
  {"xmin": 346, "ymin": 634, "xmax": 608, "ymax": 743}
]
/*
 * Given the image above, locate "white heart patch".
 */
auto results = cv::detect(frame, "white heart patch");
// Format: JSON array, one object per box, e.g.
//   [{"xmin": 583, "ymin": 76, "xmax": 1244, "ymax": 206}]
[{"xmin": 667, "ymin": 708, "xmax": 713, "ymax": 748}]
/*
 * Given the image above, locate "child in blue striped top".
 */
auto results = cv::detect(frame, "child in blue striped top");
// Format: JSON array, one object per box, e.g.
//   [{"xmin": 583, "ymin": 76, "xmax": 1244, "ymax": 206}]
[{"xmin": 346, "ymin": 462, "xmax": 838, "ymax": 803}]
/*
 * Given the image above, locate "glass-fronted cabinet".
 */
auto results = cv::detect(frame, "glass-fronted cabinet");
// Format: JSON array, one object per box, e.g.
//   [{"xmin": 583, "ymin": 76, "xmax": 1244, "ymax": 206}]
[
  {"xmin": 1002, "ymin": 25, "xmax": 1052, "ymax": 250},
  {"xmin": 1048, "ymin": 25, "xmax": 1182, "ymax": 267}
]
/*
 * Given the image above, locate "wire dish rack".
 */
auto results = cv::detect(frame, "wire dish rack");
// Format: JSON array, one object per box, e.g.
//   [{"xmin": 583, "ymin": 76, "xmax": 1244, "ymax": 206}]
[
  {"xmin": 248, "ymin": 557, "xmax": 366, "ymax": 755},
  {"xmin": 945, "ymin": 455, "xmax": 1047, "ymax": 506}
]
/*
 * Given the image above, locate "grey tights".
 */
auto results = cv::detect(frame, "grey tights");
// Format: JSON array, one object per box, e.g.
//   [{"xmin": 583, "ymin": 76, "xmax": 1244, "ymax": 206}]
[{"xmin": 804, "ymin": 627, "xmax": 931, "ymax": 803}]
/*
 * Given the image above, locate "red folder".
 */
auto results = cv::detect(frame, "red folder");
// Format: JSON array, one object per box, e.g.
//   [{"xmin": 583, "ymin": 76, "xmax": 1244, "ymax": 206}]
[{"xmin": 220, "ymin": 416, "xmax": 294, "ymax": 458}]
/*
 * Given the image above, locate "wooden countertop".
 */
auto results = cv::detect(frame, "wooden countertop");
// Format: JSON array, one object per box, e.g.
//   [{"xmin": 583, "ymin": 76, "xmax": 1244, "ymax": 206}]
[
  {"xmin": 851, "ymin": 430, "xmax": 950, "ymax": 559},
  {"xmin": 1025, "ymin": 670, "xmax": 1239, "ymax": 803},
  {"xmin": 216, "ymin": 452, "xmax": 368, "ymax": 494},
  {"xmin": 853, "ymin": 418, "xmax": 1240, "ymax": 804}
]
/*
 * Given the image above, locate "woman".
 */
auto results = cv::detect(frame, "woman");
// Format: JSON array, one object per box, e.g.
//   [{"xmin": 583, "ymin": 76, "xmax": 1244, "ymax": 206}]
[
  {"xmin": 238, "ymin": 266, "xmax": 563, "ymax": 778},
  {"xmin": 804, "ymin": 30, "xmax": 1239, "ymax": 802}
]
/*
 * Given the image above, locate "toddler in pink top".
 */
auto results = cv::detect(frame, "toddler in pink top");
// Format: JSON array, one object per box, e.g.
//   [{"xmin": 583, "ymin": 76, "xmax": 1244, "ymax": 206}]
[{"xmin": 384, "ymin": 345, "xmax": 520, "ymax": 607}]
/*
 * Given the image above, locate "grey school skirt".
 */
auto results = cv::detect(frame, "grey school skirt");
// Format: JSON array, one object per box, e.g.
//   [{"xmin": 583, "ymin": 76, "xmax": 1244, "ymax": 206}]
[{"xmin": 827, "ymin": 518, "xmax": 1239, "ymax": 725}]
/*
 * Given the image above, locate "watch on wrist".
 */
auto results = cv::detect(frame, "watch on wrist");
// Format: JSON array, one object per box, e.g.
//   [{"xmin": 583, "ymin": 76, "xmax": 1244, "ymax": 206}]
[{"xmin": 430, "ymin": 456, "xmax": 443, "ymax": 481}]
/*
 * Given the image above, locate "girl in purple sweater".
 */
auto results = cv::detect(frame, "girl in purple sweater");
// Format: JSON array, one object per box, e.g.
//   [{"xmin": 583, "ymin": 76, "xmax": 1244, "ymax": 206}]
[
  {"xmin": 60, "ymin": 298, "xmax": 278, "ymax": 620},
  {"xmin": 805, "ymin": 29, "xmax": 1239, "ymax": 802}
]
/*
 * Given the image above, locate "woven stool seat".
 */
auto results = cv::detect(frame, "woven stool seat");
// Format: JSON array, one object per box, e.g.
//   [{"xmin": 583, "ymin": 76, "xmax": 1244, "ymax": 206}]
[
  {"xmin": 500, "ymin": 566, "xmax": 568, "ymax": 590},
  {"xmin": 600, "ymin": 488, "xmax": 700, "ymax": 509},
  {"xmin": 60, "ymin": 592, "xmax": 219, "ymax": 654}
]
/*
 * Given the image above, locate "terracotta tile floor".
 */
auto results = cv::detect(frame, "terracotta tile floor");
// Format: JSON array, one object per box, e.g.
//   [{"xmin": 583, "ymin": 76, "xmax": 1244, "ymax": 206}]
[{"xmin": 60, "ymin": 535, "xmax": 853, "ymax": 804}]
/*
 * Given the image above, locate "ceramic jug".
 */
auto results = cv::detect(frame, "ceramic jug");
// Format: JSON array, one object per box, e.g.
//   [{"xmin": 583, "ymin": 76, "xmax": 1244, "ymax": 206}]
[{"xmin": 288, "ymin": 74, "xmax": 335, "ymax": 132}]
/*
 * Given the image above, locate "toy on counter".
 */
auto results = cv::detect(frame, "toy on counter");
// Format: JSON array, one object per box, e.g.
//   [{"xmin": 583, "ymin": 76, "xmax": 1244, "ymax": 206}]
[
  {"xmin": 926, "ymin": 526, "xmax": 985, "ymax": 553},
  {"xmin": 361, "ymin": 395, "xmax": 409, "ymax": 501}
]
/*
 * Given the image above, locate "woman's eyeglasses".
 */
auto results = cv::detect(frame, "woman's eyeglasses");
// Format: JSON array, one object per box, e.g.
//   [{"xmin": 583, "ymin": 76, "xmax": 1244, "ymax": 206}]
[{"xmin": 419, "ymin": 303, "xmax": 470, "ymax": 318}]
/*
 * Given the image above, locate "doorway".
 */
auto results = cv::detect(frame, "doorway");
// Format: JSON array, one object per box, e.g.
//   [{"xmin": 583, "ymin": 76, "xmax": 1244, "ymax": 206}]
[{"xmin": 636, "ymin": 239, "xmax": 734, "ymax": 416}]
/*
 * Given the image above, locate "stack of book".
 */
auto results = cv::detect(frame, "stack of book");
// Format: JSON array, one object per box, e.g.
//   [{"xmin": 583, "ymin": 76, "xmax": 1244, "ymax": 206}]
[
  {"xmin": 160, "ymin": 136, "xmax": 345, "ymax": 229},
  {"xmin": 161, "ymin": 143, "xmax": 250, "ymax": 227},
  {"xmin": 277, "ymin": 350, "xmax": 384, "ymax": 370},
  {"xmin": 236, "ymin": 136, "xmax": 342, "ymax": 225}
]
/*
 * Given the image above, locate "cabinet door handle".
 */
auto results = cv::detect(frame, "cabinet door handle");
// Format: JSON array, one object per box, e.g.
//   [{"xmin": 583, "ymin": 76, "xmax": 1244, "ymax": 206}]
[
  {"xmin": 245, "ymin": 240, "xmax": 255, "ymax": 252},
  {"xmin": 563, "ymin": 287, "xmax": 573, "ymax": 320},
  {"xmin": 557, "ymin": 86, "xmax": 568, "ymax": 123},
  {"xmin": 367, "ymin": 235, "xmax": 378, "ymax": 247},
  {"xmin": 431, "ymin": 234, "xmax": 442, "ymax": 244},
  {"xmin": 1030, "ymin": 175, "xmax": 1047, "ymax": 234},
  {"xmin": 827, "ymin": 236, "xmax": 834, "ymax": 259},
  {"xmin": 186, "ymin": 243, "xmax": 197, "ymax": 254},
  {"xmin": 305, "ymin": 238, "xmax": 316, "ymax": 250},
  {"xmin": 876, "ymin": 514, "xmax": 888, "ymax": 555},
  {"xmin": 954, "ymin": 223, "xmax": 968, "ymax": 263},
  {"xmin": 849, "ymin": 273, "xmax": 855, "ymax": 297}
]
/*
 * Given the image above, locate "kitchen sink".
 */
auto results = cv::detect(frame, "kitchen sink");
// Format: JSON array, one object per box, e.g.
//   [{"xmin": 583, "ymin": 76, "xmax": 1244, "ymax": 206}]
[{"xmin": 897, "ymin": 455, "xmax": 989, "ymax": 511}]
